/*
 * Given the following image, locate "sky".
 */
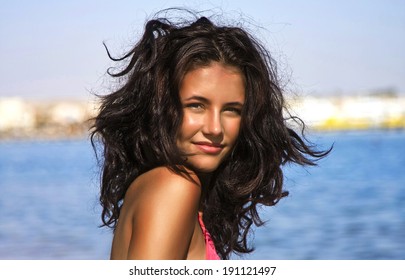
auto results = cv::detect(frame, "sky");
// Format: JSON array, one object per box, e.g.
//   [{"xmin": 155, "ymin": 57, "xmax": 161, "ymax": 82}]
[{"xmin": 0, "ymin": 0, "xmax": 404, "ymax": 100}]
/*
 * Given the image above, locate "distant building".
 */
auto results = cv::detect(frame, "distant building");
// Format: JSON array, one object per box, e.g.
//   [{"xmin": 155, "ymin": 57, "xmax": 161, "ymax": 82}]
[
  {"xmin": 291, "ymin": 95, "xmax": 405, "ymax": 130},
  {"xmin": 0, "ymin": 97, "xmax": 36, "ymax": 131},
  {"xmin": 47, "ymin": 101, "xmax": 88, "ymax": 125}
]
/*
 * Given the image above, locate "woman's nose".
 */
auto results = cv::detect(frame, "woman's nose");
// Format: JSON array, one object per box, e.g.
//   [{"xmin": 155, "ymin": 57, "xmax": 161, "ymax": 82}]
[{"xmin": 202, "ymin": 110, "xmax": 223, "ymax": 136}]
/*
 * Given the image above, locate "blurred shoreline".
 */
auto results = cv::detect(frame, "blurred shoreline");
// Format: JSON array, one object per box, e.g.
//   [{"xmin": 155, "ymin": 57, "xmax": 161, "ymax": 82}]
[
  {"xmin": 1, "ymin": 94, "xmax": 405, "ymax": 141},
  {"xmin": 0, "ymin": 98, "xmax": 96, "ymax": 141}
]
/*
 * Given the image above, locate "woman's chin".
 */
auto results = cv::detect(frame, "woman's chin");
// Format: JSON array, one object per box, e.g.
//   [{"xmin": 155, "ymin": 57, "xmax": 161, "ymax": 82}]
[{"xmin": 186, "ymin": 162, "xmax": 219, "ymax": 174}]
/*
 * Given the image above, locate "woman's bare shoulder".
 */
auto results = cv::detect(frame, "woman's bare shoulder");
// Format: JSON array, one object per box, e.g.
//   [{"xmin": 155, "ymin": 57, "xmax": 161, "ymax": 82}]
[
  {"xmin": 115, "ymin": 166, "xmax": 202, "ymax": 259},
  {"xmin": 125, "ymin": 166, "xmax": 201, "ymax": 210}
]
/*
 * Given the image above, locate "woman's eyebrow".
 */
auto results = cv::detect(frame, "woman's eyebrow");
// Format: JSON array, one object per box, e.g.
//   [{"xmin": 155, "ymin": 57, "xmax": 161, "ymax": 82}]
[
  {"xmin": 184, "ymin": 95, "xmax": 209, "ymax": 103},
  {"xmin": 225, "ymin": 102, "xmax": 244, "ymax": 107},
  {"xmin": 183, "ymin": 95, "xmax": 244, "ymax": 106}
]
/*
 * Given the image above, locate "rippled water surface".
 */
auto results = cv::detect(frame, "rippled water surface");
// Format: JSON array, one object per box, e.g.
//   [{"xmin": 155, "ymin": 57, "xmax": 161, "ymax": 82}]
[{"xmin": 0, "ymin": 130, "xmax": 404, "ymax": 259}]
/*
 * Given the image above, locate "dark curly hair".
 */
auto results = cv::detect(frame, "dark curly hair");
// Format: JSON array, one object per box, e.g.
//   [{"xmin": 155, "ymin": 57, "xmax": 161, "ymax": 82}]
[{"xmin": 91, "ymin": 10, "xmax": 330, "ymax": 259}]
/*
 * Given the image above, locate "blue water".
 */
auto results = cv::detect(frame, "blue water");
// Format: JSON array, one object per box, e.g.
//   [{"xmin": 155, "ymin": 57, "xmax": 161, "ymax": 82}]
[{"xmin": 0, "ymin": 131, "xmax": 404, "ymax": 259}]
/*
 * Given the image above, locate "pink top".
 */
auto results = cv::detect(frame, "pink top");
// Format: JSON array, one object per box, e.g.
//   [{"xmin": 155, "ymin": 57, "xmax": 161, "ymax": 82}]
[{"xmin": 198, "ymin": 213, "xmax": 220, "ymax": 260}]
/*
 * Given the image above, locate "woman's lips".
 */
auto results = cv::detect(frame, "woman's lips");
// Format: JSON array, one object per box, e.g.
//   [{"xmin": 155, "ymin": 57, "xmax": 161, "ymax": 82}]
[{"xmin": 193, "ymin": 142, "xmax": 224, "ymax": 154}]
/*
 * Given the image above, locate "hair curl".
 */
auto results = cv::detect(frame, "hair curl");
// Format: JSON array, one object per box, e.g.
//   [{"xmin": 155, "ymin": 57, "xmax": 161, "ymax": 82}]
[{"xmin": 91, "ymin": 11, "xmax": 330, "ymax": 259}]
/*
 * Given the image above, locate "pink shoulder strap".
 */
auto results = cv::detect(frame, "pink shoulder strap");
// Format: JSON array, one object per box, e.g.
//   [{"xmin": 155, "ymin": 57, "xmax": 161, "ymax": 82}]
[{"xmin": 198, "ymin": 213, "xmax": 220, "ymax": 260}]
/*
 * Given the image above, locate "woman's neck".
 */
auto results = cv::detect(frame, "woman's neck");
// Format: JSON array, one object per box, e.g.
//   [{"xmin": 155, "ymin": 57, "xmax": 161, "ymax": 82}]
[
  {"xmin": 196, "ymin": 172, "xmax": 213, "ymax": 212},
  {"xmin": 196, "ymin": 172, "xmax": 212, "ymax": 189}
]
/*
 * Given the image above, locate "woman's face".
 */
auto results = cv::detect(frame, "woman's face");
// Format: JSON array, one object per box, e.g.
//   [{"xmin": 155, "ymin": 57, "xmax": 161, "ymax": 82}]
[{"xmin": 176, "ymin": 62, "xmax": 245, "ymax": 173}]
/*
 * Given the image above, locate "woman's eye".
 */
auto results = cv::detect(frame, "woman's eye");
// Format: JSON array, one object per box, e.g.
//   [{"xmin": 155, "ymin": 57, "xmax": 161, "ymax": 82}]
[
  {"xmin": 185, "ymin": 103, "xmax": 204, "ymax": 110},
  {"xmin": 224, "ymin": 107, "xmax": 242, "ymax": 115}
]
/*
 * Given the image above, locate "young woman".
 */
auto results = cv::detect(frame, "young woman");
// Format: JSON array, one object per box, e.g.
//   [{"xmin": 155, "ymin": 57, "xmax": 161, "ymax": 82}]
[{"xmin": 91, "ymin": 12, "xmax": 329, "ymax": 260}]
